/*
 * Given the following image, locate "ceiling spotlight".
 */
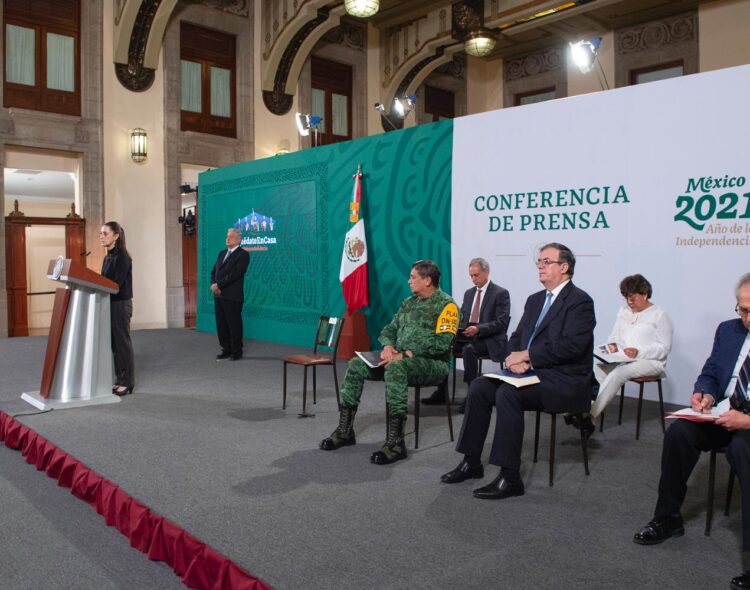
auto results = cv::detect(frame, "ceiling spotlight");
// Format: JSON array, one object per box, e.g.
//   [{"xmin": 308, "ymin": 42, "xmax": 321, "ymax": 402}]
[
  {"xmin": 464, "ymin": 29, "xmax": 497, "ymax": 58},
  {"xmin": 344, "ymin": 0, "xmax": 379, "ymax": 18},
  {"xmin": 295, "ymin": 112, "xmax": 322, "ymax": 137},
  {"xmin": 393, "ymin": 94, "xmax": 417, "ymax": 118},
  {"xmin": 570, "ymin": 37, "xmax": 601, "ymax": 74}
]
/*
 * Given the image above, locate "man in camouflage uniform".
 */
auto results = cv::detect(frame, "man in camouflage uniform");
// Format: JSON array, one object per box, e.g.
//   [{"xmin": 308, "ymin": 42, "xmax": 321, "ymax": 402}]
[{"xmin": 320, "ymin": 260, "xmax": 459, "ymax": 465}]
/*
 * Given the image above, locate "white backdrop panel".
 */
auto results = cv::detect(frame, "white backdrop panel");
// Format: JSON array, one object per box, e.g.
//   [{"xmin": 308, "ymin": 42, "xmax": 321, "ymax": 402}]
[{"xmin": 452, "ymin": 65, "xmax": 750, "ymax": 404}]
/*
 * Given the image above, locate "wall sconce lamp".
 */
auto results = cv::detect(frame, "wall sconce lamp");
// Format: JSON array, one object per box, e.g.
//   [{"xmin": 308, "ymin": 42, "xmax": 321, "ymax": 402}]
[
  {"xmin": 344, "ymin": 0, "xmax": 379, "ymax": 18},
  {"xmin": 570, "ymin": 37, "xmax": 610, "ymax": 90},
  {"xmin": 464, "ymin": 29, "xmax": 497, "ymax": 57},
  {"xmin": 130, "ymin": 128, "xmax": 148, "ymax": 163}
]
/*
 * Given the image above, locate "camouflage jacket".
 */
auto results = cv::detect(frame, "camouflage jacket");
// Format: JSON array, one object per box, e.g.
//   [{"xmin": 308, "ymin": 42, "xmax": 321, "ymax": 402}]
[{"xmin": 379, "ymin": 289, "xmax": 459, "ymax": 361}]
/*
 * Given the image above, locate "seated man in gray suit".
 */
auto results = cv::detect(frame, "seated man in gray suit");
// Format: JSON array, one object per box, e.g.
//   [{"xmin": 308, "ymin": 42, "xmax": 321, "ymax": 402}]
[{"xmin": 423, "ymin": 257, "xmax": 510, "ymax": 412}]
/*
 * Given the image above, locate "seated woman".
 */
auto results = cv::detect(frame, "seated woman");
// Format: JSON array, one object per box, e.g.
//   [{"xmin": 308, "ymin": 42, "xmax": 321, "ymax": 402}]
[{"xmin": 567, "ymin": 274, "xmax": 673, "ymax": 437}]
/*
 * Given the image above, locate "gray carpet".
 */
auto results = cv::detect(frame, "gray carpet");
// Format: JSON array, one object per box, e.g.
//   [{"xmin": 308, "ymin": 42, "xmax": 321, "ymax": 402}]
[{"xmin": 0, "ymin": 329, "xmax": 740, "ymax": 589}]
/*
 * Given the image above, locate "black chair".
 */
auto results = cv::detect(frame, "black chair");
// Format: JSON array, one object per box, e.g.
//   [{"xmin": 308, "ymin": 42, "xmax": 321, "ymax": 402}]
[
  {"xmin": 282, "ymin": 316, "xmax": 344, "ymax": 417},
  {"xmin": 533, "ymin": 410, "xmax": 590, "ymax": 487},
  {"xmin": 705, "ymin": 447, "xmax": 736, "ymax": 536},
  {"xmin": 598, "ymin": 376, "xmax": 666, "ymax": 440},
  {"xmin": 386, "ymin": 375, "xmax": 454, "ymax": 449}
]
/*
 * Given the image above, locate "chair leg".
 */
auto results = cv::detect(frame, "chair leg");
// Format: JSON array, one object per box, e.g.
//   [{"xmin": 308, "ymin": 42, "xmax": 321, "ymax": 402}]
[
  {"xmin": 726, "ymin": 469, "xmax": 736, "ymax": 516},
  {"xmin": 579, "ymin": 413, "xmax": 590, "ymax": 476},
  {"xmin": 302, "ymin": 366, "xmax": 308, "ymax": 415},
  {"xmin": 414, "ymin": 387, "xmax": 420, "ymax": 449},
  {"xmin": 533, "ymin": 411, "xmax": 541, "ymax": 463},
  {"xmin": 636, "ymin": 383, "xmax": 645, "ymax": 440},
  {"xmin": 332, "ymin": 363, "xmax": 341, "ymax": 411},
  {"xmin": 452, "ymin": 357, "xmax": 457, "ymax": 403},
  {"xmin": 706, "ymin": 448, "xmax": 717, "ymax": 536},
  {"xmin": 618, "ymin": 385, "xmax": 625, "ymax": 425},
  {"xmin": 312, "ymin": 366, "xmax": 317, "ymax": 405},
  {"xmin": 444, "ymin": 380, "xmax": 454, "ymax": 442},
  {"xmin": 549, "ymin": 413, "xmax": 557, "ymax": 487},
  {"xmin": 657, "ymin": 379, "xmax": 665, "ymax": 434},
  {"xmin": 282, "ymin": 362, "xmax": 288, "ymax": 410}
]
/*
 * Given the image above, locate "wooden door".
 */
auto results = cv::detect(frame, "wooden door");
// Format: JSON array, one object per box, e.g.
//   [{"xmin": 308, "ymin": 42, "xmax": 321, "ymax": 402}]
[
  {"xmin": 5, "ymin": 215, "xmax": 85, "ymax": 336},
  {"xmin": 5, "ymin": 220, "xmax": 28, "ymax": 336}
]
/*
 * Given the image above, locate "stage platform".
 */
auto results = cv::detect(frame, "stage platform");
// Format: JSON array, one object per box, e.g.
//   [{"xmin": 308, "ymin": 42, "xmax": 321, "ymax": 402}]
[{"xmin": 0, "ymin": 329, "xmax": 740, "ymax": 589}]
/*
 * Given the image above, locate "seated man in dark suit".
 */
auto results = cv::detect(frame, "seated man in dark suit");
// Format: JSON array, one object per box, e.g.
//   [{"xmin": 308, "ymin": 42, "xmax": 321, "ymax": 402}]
[
  {"xmin": 440, "ymin": 242, "xmax": 595, "ymax": 499},
  {"xmin": 633, "ymin": 273, "xmax": 750, "ymax": 590},
  {"xmin": 422, "ymin": 258, "xmax": 510, "ymax": 413}
]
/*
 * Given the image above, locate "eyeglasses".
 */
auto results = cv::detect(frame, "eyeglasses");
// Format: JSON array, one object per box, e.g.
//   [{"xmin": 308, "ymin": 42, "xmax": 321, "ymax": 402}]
[
  {"xmin": 736, "ymin": 305, "xmax": 750, "ymax": 317},
  {"xmin": 535, "ymin": 258, "xmax": 563, "ymax": 267}
]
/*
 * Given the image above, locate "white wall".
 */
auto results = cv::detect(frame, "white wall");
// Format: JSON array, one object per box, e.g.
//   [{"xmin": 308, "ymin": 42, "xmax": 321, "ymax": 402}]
[
  {"xmin": 102, "ymin": 2, "xmax": 167, "ymax": 330},
  {"xmin": 253, "ymin": 1, "xmax": 300, "ymax": 158}
]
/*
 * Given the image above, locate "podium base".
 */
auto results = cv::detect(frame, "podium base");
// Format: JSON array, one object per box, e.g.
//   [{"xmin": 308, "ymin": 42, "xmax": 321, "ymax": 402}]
[{"xmin": 21, "ymin": 391, "xmax": 122, "ymax": 411}]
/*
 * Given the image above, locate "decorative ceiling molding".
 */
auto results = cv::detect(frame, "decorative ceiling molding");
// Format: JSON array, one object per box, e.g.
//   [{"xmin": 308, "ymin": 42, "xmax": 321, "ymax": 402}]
[
  {"xmin": 504, "ymin": 47, "xmax": 562, "ymax": 81},
  {"xmin": 322, "ymin": 21, "xmax": 366, "ymax": 51},
  {"xmin": 198, "ymin": 0, "xmax": 250, "ymax": 18},
  {"xmin": 435, "ymin": 54, "xmax": 466, "ymax": 79},
  {"xmin": 617, "ymin": 12, "xmax": 695, "ymax": 55}
]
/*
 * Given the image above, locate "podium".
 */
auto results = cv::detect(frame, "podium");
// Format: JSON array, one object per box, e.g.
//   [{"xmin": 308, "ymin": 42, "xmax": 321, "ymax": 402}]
[{"xmin": 21, "ymin": 256, "xmax": 122, "ymax": 410}]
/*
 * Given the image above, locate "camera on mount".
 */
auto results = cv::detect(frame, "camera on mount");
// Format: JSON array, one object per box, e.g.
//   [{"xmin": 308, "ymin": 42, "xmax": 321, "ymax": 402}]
[{"xmin": 178, "ymin": 210, "xmax": 196, "ymax": 236}]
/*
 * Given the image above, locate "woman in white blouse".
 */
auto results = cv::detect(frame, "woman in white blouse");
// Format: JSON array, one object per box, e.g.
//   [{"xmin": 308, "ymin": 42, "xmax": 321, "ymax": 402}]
[{"xmin": 567, "ymin": 274, "xmax": 673, "ymax": 436}]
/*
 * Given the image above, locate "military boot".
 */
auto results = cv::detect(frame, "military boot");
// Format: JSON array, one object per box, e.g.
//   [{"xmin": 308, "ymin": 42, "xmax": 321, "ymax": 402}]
[
  {"xmin": 370, "ymin": 413, "xmax": 407, "ymax": 465},
  {"xmin": 319, "ymin": 404, "xmax": 357, "ymax": 450}
]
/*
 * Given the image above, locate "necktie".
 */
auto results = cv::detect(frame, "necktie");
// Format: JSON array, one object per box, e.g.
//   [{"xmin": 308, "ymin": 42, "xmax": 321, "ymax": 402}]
[
  {"xmin": 731, "ymin": 351, "xmax": 750, "ymax": 410},
  {"xmin": 527, "ymin": 292, "xmax": 553, "ymax": 348},
  {"xmin": 223, "ymin": 249, "xmax": 232, "ymax": 264},
  {"xmin": 470, "ymin": 289, "xmax": 482, "ymax": 323}
]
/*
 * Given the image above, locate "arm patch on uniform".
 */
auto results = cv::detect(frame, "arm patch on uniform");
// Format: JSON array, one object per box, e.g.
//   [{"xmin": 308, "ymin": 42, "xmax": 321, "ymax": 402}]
[{"xmin": 436, "ymin": 303, "xmax": 459, "ymax": 335}]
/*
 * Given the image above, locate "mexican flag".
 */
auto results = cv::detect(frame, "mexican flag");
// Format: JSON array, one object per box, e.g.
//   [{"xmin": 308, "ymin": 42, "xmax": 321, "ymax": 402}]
[{"xmin": 339, "ymin": 166, "xmax": 369, "ymax": 314}]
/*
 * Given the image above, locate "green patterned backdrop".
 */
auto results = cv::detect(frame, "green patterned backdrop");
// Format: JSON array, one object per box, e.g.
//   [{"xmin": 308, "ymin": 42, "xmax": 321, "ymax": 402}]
[{"xmin": 197, "ymin": 120, "xmax": 453, "ymax": 348}]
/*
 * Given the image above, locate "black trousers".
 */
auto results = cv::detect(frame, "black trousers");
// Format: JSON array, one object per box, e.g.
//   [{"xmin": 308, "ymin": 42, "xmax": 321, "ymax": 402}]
[
  {"xmin": 111, "ymin": 299, "xmax": 134, "ymax": 388},
  {"xmin": 436, "ymin": 338, "xmax": 490, "ymax": 397},
  {"xmin": 456, "ymin": 376, "xmax": 545, "ymax": 471},
  {"xmin": 655, "ymin": 419, "xmax": 750, "ymax": 550},
  {"xmin": 214, "ymin": 297, "xmax": 244, "ymax": 355}
]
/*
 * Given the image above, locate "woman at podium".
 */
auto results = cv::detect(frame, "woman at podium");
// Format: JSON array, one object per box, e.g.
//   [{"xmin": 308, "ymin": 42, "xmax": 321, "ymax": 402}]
[{"xmin": 100, "ymin": 221, "xmax": 134, "ymax": 396}]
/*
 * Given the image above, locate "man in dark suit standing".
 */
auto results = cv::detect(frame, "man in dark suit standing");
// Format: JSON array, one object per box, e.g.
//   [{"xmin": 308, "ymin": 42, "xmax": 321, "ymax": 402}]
[
  {"xmin": 210, "ymin": 228, "xmax": 250, "ymax": 360},
  {"xmin": 441, "ymin": 242, "xmax": 595, "ymax": 499},
  {"xmin": 422, "ymin": 257, "xmax": 510, "ymax": 412},
  {"xmin": 633, "ymin": 274, "xmax": 750, "ymax": 590}
]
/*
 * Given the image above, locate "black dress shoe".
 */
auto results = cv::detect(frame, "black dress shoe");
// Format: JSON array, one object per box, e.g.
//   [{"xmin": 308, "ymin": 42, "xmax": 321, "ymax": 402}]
[
  {"xmin": 216, "ymin": 351, "xmax": 231, "ymax": 360},
  {"xmin": 564, "ymin": 413, "xmax": 595, "ymax": 439},
  {"xmin": 731, "ymin": 571, "xmax": 750, "ymax": 589},
  {"xmin": 633, "ymin": 513, "xmax": 684, "ymax": 545},
  {"xmin": 229, "ymin": 352, "xmax": 242, "ymax": 361},
  {"xmin": 456, "ymin": 398, "xmax": 466, "ymax": 414},
  {"xmin": 472, "ymin": 474, "xmax": 524, "ymax": 500},
  {"xmin": 440, "ymin": 460, "xmax": 484, "ymax": 484},
  {"xmin": 421, "ymin": 390, "xmax": 447, "ymax": 405}
]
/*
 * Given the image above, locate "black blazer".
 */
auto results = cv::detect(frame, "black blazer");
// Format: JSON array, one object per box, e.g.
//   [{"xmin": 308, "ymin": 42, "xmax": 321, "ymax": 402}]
[
  {"xmin": 508, "ymin": 281, "xmax": 596, "ymax": 413},
  {"xmin": 459, "ymin": 281, "xmax": 510, "ymax": 362},
  {"xmin": 210, "ymin": 247, "xmax": 250, "ymax": 303}
]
